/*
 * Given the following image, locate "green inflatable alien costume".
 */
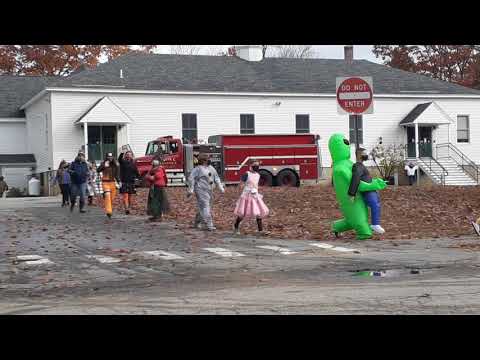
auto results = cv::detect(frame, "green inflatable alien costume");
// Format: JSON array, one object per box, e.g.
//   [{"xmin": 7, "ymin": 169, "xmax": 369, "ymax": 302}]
[{"xmin": 329, "ymin": 133, "xmax": 388, "ymax": 240}]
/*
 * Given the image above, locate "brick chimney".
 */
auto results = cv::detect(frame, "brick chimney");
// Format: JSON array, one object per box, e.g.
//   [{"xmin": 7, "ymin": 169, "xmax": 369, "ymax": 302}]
[
  {"xmin": 236, "ymin": 45, "xmax": 264, "ymax": 62},
  {"xmin": 344, "ymin": 45, "xmax": 354, "ymax": 64}
]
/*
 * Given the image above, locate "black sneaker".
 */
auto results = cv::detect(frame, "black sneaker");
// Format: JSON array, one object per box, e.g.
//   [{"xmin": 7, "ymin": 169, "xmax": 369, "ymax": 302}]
[
  {"xmin": 334, "ymin": 231, "xmax": 340, "ymax": 238},
  {"xmin": 125, "ymin": 210, "xmax": 130, "ymax": 215},
  {"xmin": 106, "ymin": 213, "xmax": 112, "ymax": 219},
  {"xmin": 80, "ymin": 209, "xmax": 86, "ymax": 214},
  {"xmin": 70, "ymin": 203, "xmax": 75, "ymax": 212}
]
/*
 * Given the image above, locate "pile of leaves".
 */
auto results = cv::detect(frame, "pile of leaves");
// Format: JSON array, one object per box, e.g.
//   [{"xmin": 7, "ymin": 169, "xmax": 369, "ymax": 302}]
[{"xmin": 94, "ymin": 185, "xmax": 480, "ymax": 241}]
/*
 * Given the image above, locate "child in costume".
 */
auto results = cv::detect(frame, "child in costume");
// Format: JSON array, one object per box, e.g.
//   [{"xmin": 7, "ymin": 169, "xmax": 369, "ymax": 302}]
[
  {"xmin": 348, "ymin": 147, "xmax": 385, "ymax": 234},
  {"xmin": 233, "ymin": 161, "xmax": 269, "ymax": 234},
  {"xmin": 146, "ymin": 159, "xmax": 170, "ymax": 222},
  {"xmin": 97, "ymin": 152, "xmax": 120, "ymax": 219},
  {"xmin": 187, "ymin": 153, "xmax": 225, "ymax": 231},
  {"xmin": 86, "ymin": 161, "xmax": 97, "ymax": 206}
]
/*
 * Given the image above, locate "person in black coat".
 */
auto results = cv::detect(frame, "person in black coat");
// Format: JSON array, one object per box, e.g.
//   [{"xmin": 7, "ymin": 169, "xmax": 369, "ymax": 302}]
[
  {"xmin": 69, "ymin": 151, "xmax": 89, "ymax": 213},
  {"xmin": 118, "ymin": 151, "xmax": 140, "ymax": 215},
  {"xmin": 348, "ymin": 147, "xmax": 385, "ymax": 235}
]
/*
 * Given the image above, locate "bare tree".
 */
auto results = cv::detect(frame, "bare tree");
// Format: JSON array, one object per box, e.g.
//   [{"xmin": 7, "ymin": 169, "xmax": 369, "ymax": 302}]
[
  {"xmin": 205, "ymin": 45, "xmax": 227, "ymax": 56},
  {"xmin": 269, "ymin": 45, "xmax": 315, "ymax": 59},
  {"xmin": 169, "ymin": 45, "xmax": 202, "ymax": 55}
]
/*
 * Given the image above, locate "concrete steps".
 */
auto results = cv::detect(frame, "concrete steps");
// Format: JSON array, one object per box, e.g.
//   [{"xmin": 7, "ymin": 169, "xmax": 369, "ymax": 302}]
[{"xmin": 417, "ymin": 157, "xmax": 478, "ymax": 186}]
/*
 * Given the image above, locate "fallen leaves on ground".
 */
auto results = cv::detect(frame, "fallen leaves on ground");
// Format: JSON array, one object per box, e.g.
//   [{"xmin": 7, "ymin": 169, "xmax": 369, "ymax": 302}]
[{"xmin": 93, "ymin": 184, "xmax": 480, "ymax": 241}]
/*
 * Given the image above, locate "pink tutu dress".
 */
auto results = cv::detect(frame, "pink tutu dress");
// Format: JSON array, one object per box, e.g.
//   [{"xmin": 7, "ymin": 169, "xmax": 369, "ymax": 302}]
[{"xmin": 234, "ymin": 171, "xmax": 269, "ymax": 219}]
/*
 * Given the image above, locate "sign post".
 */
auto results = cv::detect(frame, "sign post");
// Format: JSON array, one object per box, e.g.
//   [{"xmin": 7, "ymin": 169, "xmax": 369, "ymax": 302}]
[{"xmin": 336, "ymin": 76, "xmax": 374, "ymax": 151}]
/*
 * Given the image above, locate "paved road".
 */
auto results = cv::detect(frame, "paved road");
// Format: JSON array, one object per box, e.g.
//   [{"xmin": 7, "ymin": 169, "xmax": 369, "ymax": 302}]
[{"xmin": 1, "ymin": 197, "xmax": 480, "ymax": 314}]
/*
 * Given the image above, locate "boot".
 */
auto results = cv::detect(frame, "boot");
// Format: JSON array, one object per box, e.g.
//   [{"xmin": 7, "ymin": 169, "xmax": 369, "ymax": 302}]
[
  {"xmin": 88, "ymin": 196, "xmax": 93, "ymax": 206},
  {"xmin": 79, "ymin": 201, "xmax": 86, "ymax": 213},
  {"xmin": 70, "ymin": 201, "xmax": 75, "ymax": 212}
]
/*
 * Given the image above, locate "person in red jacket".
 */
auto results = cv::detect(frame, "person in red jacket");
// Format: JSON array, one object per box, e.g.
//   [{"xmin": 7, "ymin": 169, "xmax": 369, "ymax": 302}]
[{"xmin": 145, "ymin": 159, "xmax": 170, "ymax": 222}]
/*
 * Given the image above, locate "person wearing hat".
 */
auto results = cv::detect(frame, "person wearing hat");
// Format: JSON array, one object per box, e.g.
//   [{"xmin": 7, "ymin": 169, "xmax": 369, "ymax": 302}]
[
  {"xmin": 97, "ymin": 152, "xmax": 120, "ymax": 218},
  {"xmin": 187, "ymin": 152, "xmax": 225, "ymax": 231},
  {"xmin": 69, "ymin": 151, "xmax": 89, "ymax": 213}
]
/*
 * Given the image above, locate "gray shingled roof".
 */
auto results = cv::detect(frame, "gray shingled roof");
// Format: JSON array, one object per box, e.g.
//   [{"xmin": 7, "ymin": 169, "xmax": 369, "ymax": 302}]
[
  {"xmin": 0, "ymin": 154, "xmax": 36, "ymax": 164},
  {"xmin": 3, "ymin": 53, "xmax": 480, "ymax": 119},
  {"xmin": 0, "ymin": 75, "xmax": 58, "ymax": 117},
  {"xmin": 399, "ymin": 103, "xmax": 433, "ymax": 125},
  {"xmin": 50, "ymin": 52, "xmax": 480, "ymax": 95}
]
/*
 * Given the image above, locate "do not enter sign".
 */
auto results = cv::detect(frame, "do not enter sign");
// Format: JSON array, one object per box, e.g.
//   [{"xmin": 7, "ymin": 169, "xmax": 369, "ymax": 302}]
[{"xmin": 336, "ymin": 76, "xmax": 373, "ymax": 114}]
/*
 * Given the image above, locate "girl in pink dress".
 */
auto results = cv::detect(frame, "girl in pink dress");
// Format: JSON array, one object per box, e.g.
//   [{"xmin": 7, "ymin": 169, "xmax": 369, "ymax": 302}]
[{"xmin": 233, "ymin": 161, "xmax": 269, "ymax": 234}]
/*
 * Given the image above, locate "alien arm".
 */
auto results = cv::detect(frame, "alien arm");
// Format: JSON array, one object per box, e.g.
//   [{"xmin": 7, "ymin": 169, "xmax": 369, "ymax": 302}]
[{"xmin": 358, "ymin": 178, "xmax": 388, "ymax": 192}]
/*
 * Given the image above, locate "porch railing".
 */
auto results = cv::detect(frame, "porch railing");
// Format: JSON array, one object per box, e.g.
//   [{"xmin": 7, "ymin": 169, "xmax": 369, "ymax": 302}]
[
  {"xmin": 436, "ymin": 143, "xmax": 479, "ymax": 184},
  {"xmin": 417, "ymin": 157, "xmax": 448, "ymax": 186}
]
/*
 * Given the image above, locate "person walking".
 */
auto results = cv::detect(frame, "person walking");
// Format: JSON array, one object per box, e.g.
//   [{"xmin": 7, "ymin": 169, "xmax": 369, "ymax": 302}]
[
  {"xmin": 0, "ymin": 176, "xmax": 8, "ymax": 198},
  {"xmin": 146, "ymin": 159, "xmax": 170, "ymax": 222},
  {"xmin": 405, "ymin": 161, "xmax": 418, "ymax": 186},
  {"xmin": 97, "ymin": 152, "xmax": 120, "ymax": 219},
  {"xmin": 233, "ymin": 161, "xmax": 269, "ymax": 235},
  {"xmin": 348, "ymin": 147, "xmax": 385, "ymax": 234},
  {"xmin": 69, "ymin": 152, "xmax": 89, "ymax": 213},
  {"xmin": 86, "ymin": 161, "xmax": 97, "ymax": 206},
  {"xmin": 118, "ymin": 150, "xmax": 140, "ymax": 215},
  {"xmin": 54, "ymin": 160, "xmax": 71, "ymax": 207},
  {"xmin": 187, "ymin": 153, "xmax": 225, "ymax": 231}
]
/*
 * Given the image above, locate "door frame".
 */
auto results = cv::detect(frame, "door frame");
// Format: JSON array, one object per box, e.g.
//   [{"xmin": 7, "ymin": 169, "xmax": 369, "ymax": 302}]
[{"xmin": 87, "ymin": 125, "xmax": 118, "ymax": 162}]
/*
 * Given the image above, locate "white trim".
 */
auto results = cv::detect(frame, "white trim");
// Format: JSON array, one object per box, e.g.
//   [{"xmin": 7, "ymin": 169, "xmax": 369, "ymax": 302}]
[
  {"xmin": 19, "ymin": 87, "xmax": 480, "ymax": 110},
  {"xmin": 20, "ymin": 89, "xmax": 47, "ymax": 110},
  {"xmin": 0, "ymin": 118, "xmax": 26, "ymax": 123},
  {"xmin": 225, "ymin": 155, "xmax": 317, "ymax": 171}
]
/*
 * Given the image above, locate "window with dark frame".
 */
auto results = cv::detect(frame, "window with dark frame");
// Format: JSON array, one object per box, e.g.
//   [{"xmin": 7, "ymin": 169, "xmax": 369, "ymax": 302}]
[
  {"xmin": 349, "ymin": 115, "xmax": 363, "ymax": 144},
  {"xmin": 182, "ymin": 113, "xmax": 198, "ymax": 142},
  {"xmin": 457, "ymin": 115, "xmax": 470, "ymax": 143},
  {"xmin": 295, "ymin": 114, "xmax": 310, "ymax": 133},
  {"xmin": 240, "ymin": 114, "xmax": 255, "ymax": 134}
]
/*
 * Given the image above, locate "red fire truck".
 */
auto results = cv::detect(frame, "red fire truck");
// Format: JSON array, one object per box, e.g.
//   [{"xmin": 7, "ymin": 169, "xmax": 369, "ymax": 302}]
[{"xmin": 134, "ymin": 134, "xmax": 322, "ymax": 187}]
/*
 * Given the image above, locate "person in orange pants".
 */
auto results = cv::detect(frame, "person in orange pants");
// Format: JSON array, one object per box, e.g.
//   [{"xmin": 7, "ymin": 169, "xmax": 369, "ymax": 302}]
[{"xmin": 97, "ymin": 153, "xmax": 120, "ymax": 219}]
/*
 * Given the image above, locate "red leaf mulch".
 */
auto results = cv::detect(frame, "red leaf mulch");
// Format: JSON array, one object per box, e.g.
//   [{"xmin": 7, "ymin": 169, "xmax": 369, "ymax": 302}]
[{"xmin": 93, "ymin": 185, "xmax": 480, "ymax": 241}]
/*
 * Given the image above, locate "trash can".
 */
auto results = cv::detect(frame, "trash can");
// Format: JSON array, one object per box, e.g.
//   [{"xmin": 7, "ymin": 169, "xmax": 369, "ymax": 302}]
[{"xmin": 28, "ymin": 177, "xmax": 41, "ymax": 196}]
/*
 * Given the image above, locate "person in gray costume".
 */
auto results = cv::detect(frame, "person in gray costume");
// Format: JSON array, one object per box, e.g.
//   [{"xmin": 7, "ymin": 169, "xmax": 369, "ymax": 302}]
[{"xmin": 187, "ymin": 153, "xmax": 225, "ymax": 231}]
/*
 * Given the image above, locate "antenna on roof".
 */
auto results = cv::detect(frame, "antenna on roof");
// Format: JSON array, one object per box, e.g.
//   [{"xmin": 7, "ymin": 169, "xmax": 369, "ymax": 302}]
[{"xmin": 120, "ymin": 69, "xmax": 124, "ymax": 79}]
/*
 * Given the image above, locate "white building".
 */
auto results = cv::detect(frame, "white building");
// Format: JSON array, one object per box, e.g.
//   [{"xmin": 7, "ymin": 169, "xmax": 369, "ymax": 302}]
[{"xmin": 1, "ymin": 45, "xmax": 479, "ymax": 192}]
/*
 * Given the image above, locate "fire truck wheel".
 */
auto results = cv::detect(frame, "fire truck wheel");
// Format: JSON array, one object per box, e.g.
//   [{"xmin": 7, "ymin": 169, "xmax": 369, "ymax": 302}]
[
  {"xmin": 277, "ymin": 169, "xmax": 299, "ymax": 187},
  {"xmin": 258, "ymin": 170, "xmax": 273, "ymax": 187}
]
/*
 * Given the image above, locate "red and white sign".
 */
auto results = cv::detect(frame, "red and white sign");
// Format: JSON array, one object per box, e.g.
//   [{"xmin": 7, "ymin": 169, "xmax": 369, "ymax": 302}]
[{"xmin": 336, "ymin": 76, "xmax": 373, "ymax": 115}]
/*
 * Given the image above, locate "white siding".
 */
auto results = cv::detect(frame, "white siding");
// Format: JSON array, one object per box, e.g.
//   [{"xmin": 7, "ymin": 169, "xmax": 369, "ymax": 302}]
[
  {"xmin": 25, "ymin": 94, "xmax": 53, "ymax": 172},
  {"xmin": 0, "ymin": 119, "xmax": 27, "ymax": 153},
  {"xmin": 49, "ymin": 92, "xmax": 480, "ymax": 170},
  {"xmin": 1, "ymin": 167, "xmax": 29, "ymax": 190}
]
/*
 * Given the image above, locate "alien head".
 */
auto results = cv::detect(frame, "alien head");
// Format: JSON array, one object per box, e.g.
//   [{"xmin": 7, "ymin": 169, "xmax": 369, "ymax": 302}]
[{"xmin": 328, "ymin": 133, "xmax": 352, "ymax": 163}]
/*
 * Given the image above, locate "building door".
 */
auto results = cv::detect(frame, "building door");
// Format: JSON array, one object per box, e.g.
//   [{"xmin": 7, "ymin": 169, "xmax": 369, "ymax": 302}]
[
  {"xmin": 87, "ymin": 126, "xmax": 117, "ymax": 161},
  {"xmin": 406, "ymin": 126, "xmax": 433, "ymax": 158},
  {"xmin": 419, "ymin": 126, "xmax": 432, "ymax": 157}
]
